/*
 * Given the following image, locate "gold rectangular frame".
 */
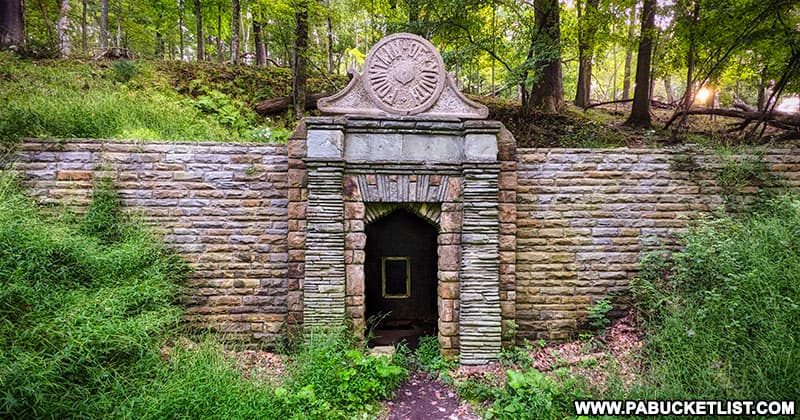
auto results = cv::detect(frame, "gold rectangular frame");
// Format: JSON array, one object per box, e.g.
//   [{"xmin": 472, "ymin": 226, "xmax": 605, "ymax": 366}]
[{"xmin": 381, "ymin": 256, "xmax": 411, "ymax": 299}]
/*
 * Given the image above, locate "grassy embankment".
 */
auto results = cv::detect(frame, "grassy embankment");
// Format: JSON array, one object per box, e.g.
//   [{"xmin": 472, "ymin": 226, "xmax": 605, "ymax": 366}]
[{"xmin": 0, "ymin": 173, "xmax": 406, "ymax": 418}]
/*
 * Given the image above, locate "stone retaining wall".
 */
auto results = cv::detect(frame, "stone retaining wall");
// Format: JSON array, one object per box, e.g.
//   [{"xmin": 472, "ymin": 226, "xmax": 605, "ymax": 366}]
[
  {"xmin": 12, "ymin": 139, "xmax": 800, "ymax": 345},
  {"xmin": 514, "ymin": 147, "xmax": 800, "ymax": 341},
  {"xmin": 12, "ymin": 139, "xmax": 290, "ymax": 344}
]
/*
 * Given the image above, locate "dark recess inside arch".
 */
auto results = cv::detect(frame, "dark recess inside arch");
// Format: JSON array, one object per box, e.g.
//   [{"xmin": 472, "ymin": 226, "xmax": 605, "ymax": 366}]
[{"xmin": 365, "ymin": 209, "xmax": 438, "ymax": 348}]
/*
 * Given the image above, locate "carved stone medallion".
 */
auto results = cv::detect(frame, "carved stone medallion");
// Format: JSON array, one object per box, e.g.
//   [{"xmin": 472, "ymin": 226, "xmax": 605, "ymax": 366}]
[{"xmin": 362, "ymin": 33, "xmax": 446, "ymax": 115}]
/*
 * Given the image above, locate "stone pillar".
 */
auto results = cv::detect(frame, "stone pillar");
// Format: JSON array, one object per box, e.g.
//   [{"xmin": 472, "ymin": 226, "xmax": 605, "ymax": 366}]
[
  {"xmin": 459, "ymin": 129, "xmax": 502, "ymax": 364},
  {"xmin": 303, "ymin": 119, "xmax": 347, "ymax": 328}
]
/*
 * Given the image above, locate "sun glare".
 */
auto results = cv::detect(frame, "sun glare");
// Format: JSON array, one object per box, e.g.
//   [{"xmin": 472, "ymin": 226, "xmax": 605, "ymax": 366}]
[{"xmin": 694, "ymin": 87, "xmax": 712, "ymax": 105}]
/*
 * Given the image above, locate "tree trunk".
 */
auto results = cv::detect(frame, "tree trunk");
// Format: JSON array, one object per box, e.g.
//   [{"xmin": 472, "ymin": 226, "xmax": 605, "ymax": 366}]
[
  {"xmin": 216, "ymin": 2, "xmax": 222, "ymax": 63},
  {"xmin": 680, "ymin": 1, "xmax": 700, "ymax": 111},
  {"xmin": 574, "ymin": 0, "xmax": 600, "ymax": 107},
  {"xmin": 230, "ymin": 0, "xmax": 240, "ymax": 65},
  {"xmin": 530, "ymin": 0, "xmax": 564, "ymax": 113},
  {"xmin": 101, "ymin": 0, "xmax": 109, "ymax": 51},
  {"xmin": 664, "ymin": 77, "xmax": 675, "ymax": 103},
  {"xmin": 624, "ymin": 0, "xmax": 656, "ymax": 128},
  {"xmin": 194, "ymin": 0, "xmax": 203, "ymax": 60},
  {"xmin": 293, "ymin": 0, "xmax": 309, "ymax": 119},
  {"xmin": 0, "ymin": 0, "xmax": 25, "ymax": 50},
  {"xmin": 81, "ymin": 0, "xmax": 87, "ymax": 53},
  {"xmin": 327, "ymin": 12, "xmax": 334, "ymax": 73},
  {"xmin": 178, "ymin": 0, "xmax": 184, "ymax": 59},
  {"xmin": 55, "ymin": 0, "xmax": 70, "ymax": 55},
  {"xmin": 757, "ymin": 66, "xmax": 768, "ymax": 111},
  {"xmin": 255, "ymin": 92, "xmax": 330, "ymax": 115},
  {"xmin": 155, "ymin": 10, "xmax": 164, "ymax": 57},
  {"xmin": 253, "ymin": 19, "xmax": 266, "ymax": 66},
  {"xmin": 621, "ymin": 7, "xmax": 635, "ymax": 100},
  {"xmin": 116, "ymin": 0, "xmax": 122, "ymax": 49}
]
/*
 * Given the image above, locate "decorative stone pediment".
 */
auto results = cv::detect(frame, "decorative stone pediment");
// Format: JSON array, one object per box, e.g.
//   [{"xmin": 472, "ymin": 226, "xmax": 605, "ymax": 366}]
[{"xmin": 318, "ymin": 33, "xmax": 489, "ymax": 120}]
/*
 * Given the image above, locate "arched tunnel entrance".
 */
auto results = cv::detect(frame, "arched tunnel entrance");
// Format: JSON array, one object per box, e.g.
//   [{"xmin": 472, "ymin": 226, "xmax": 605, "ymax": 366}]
[{"xmin": 365, "ymin": 209, "xmax": 438, "ymax": 348}]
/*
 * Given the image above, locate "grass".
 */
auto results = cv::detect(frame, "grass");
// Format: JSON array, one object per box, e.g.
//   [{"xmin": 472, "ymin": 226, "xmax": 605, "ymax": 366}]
[
  {"xmin": 0, "ymin": 172, "xmax": 407, "ymax": 418},
  {"xmin": 0, "ymin": 173, "xmax": 188, "ymax": 417},
  {"xmin": 0, "ymin": 53, "xmax": 293, "ymax": 145},
  {"xmin": 631, "ymin": 194, "xmax": 800, "ymax": 400}
]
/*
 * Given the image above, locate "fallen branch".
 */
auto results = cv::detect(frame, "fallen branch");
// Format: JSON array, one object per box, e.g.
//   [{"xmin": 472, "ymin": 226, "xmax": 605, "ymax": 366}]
[
  {"xmin": 664, "ymin": 107, "xmax": 800, "ymax": 130},
  {"xmin": 254, "ymin": 92, "xmax": 330, "ymax": 115},
  {"xmin": 583, "ymin": 98, "xmax": 675, "ymax": 110}
]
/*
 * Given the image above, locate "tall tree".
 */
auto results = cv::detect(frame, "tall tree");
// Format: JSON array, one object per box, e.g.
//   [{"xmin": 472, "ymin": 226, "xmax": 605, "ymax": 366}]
[
  {"xmin": 574, "ymin": 0, "xmax": 600, "ymax": 107},
  {"xmin": 155, "ymin": 9, "xmax": 164, "ymax": 57},
  {"xmin": 293, "ymin": 0, "xmax": 309, "ymax": 118},
  {"xmin": 231, "ymin": 0, "xmax": 240, "ymax": 65},
  {"xmin": 253, "ymin": 16, "xmax": 266, "ymax": 66},
  {"xmin": 56, "ymin": 0, "xmax": 70, "ymax": 55},
  {"xmin": 621, "ymin": 6, "xmax": 636, "ymax": 100},
  {"xmin": 0, "ymin": 0, "xmax": 25, "ymax": 50},
  {"xmin": 194, "ymin": 0, "xmax": 204, "ymax": 60},
  {"xmin": 178, "ymin": 0, "xmax": 185, "ymax": 59},
  {"xmin": 81, "ymin": 0, "xmax": 87, "ymax": 53},
  {"xmin": 678, "ymin": 0, "xmax": 700, "ymax": 112},
  {"xmin": 101, "ymin": 0, "xmax": 109, "ymax": 51},
  {"xmin": 216, "ymin": 1, "xmax": 222, "ymax": 62},
  {"xmin": 531, "ymin": 0, "xmax": 564, "ymax": 112},
  {"xmin": 625, "ymin": 0, "xmax": 656, "ymax": 127}
]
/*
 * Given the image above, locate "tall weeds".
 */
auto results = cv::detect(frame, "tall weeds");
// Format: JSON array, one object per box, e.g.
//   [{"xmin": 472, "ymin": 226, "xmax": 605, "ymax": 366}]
[{"xmin": 632, "ymin": 195, "xmax": 800, "ymax": 399}]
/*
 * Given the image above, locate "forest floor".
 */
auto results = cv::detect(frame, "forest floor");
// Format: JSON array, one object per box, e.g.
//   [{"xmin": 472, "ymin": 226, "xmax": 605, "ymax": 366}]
[
  {"xmin": 226, "ymin": 309, "xmax": 645, "ymax": 419},
  {"xmin": 4, "ymin": 53, "xmax": 795, "ymax": 150}
]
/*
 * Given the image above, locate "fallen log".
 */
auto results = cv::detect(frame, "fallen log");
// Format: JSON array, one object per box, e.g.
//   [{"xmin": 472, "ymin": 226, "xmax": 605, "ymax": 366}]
[
  {"xmin": 254, "ymin": 92, "xmax": 331, "ymax": 115},
  {"xmin": 582, "ymin": 98, "xmax": 675, "ymax": 110},
  {"xmin": 664, "ymin": 107, "xmax": 800, "ymax": 130}
]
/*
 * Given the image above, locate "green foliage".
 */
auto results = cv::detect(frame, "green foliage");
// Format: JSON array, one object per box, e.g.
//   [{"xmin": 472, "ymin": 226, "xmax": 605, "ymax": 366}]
[
  {"xmin": 631, "ymin": 195, "xmax": 800, "ymax": 400},
  {"xmin": 0, "ymin": 172, "xmax": 188, "ymax": 417},
  {"xmin": 191, "ymin": 89, "xmax": 257, "ymax": 135},
  {"xmin": 112, "ymin": 60, "xmax": 140, "ymax": 84},
  {"xmin": 586, "ymin": 296, "xmax": 612, "ymax": 331},
  {"xmin": 714, "ymin": 147, "xmax": 773, "ymax": 209},
  {"xmin": 0, "ymin": 172, "xmax": 407, "ymax": 418},
  {"xmin": 284, "ymin": 327, "xmax": 407, "ymax": 415},
  {"xmin": 414, "ymin": 335, "xmax": 456, "ymax": 374},
  {"xmin": 250, "ymin": 125, "xmax": 291, "ymax": 143},
  {"xmin": 123, "ymin": 338, "xmax": 331, "ymax": 419},
  {"xmin": 0, "ymin": 54, "xmax": 276, "ymax": 144},
  {"xmin": 485, "ymin": 368, "xmax": 590, "ymax": 420},
  {"xmin": 81, "ymin": 177, "xmax": 122, "ymax": 243}
]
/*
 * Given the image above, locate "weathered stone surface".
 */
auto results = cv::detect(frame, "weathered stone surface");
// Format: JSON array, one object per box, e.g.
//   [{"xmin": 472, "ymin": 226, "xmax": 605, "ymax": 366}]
[
  {"xmin": 514, "ymin": 146, "xmax": 800, "ymax": 342},
  {"xmin": 15, "ymin": 139, "xmax": 290, "ymax": 347},
  {"xmin": 317, "ymin": 33, "xmax": 488, "ymax": 119},
  {"xmin": 306, "ymin": 129, "xmax": 344, "ymax": 159},
  {"xmin": 21, "ymin": 135, "xmax": 798, "ymax": 361}
]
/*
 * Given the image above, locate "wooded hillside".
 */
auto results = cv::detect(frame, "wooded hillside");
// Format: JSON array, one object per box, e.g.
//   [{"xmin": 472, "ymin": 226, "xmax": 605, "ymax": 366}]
[{"xmin": 1, "ymin": 0, "xmax": 799, "ymax": 144}]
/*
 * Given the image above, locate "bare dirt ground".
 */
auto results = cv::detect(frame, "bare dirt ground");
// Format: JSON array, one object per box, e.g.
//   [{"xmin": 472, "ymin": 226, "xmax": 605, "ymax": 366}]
[
  {"xmin": 227, "ymin": 349, "xmax": 285, "ymax": 385},
  {"xmin": 224, "ymin": 310, "xmax": 646, "ymax": 418},
  {"xmin": 382, "ymin": 372, "xmax": 480, "ymax": 420}
]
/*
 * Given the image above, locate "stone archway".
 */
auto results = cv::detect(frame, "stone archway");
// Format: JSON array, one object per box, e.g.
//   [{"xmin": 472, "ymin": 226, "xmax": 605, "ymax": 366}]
[
  {"xmin": 300, "ymin": 33, "xmax": 504, "ymax": 364},
  {"xmin": 365, "ymin": 209, "xmax": 438, "ymax": 348}
]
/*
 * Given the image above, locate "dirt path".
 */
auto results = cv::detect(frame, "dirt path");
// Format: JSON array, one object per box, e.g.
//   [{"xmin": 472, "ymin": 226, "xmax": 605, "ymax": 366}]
[{"xmin": 384, "ymin": 372, "xmax": 480, "ymax": 420}]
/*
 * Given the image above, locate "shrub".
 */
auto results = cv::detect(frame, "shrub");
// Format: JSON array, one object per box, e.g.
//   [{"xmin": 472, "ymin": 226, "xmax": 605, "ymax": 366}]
[
  {"xmin": 486, "ymin": 368, "xmax": 590, "ymax": 419},
  {"xmin": 285, "ymin": 327, "xmax": 407, "ymax": 415},
  {"xmin": 112, "ymin": 60, "xmax": 139, "ymax": 83},
  {"xmin": 631, "ymin": 195, "xmax": 800, "ymax": 400},
  {"xmin": 0, "ymin": 172, "xmax": 188, "ymax": 417},
  {"xmin": 415, "ymin": 335, "xmax": 456, "ymax": 373}
]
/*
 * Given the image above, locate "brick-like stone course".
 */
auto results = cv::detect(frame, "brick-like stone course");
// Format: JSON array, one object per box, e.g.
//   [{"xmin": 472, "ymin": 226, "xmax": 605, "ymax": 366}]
[
  {"xmin": 16, "ymin": 138, "xmax": 800, "ymax": 349},
  {"xmin": 13, "ymin": 139, "xmax": 289, "ymax": 344},
  {"xmin": 515, "ymin": 147, "xmax": 800, "ymax": 341}
]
